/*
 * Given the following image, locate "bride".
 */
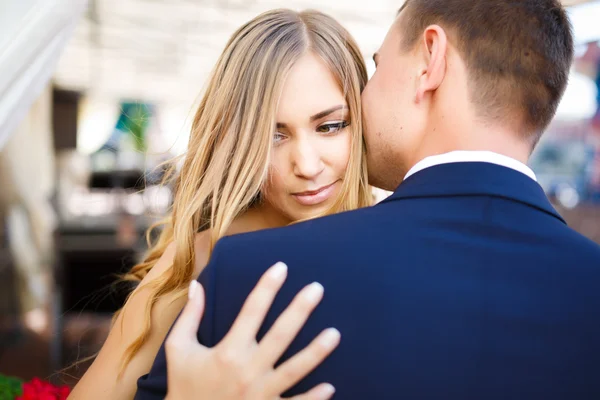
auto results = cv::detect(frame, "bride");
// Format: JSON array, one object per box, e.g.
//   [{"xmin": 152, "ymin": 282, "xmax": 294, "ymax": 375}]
[{"xmin": 70, "ymin": 8, "xmax": 373, "ymax": 399}]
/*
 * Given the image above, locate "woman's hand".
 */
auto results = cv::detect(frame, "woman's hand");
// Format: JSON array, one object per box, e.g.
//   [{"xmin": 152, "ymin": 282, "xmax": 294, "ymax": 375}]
[{"xmin": 165, "ymin": 262, "xmax": 339, "ymax": 400}]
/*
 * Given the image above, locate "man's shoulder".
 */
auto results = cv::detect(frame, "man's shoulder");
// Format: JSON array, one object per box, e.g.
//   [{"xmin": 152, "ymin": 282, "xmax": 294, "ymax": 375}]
[
  {"xmin": 206, "ymin": 205, "xmax": 390, "ymax": 278},
  {"xmin": 223, "ymin": 205, "xmax": 380, "ymax": 248},
  {"xmin": 558, "ymin": 223, "xmax": 600, "ymax": 264}
]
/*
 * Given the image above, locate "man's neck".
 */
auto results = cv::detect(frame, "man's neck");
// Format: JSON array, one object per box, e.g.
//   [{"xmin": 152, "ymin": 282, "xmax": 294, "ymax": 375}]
[{"xmin": 407, "ymin": 122, "xmax": 532, "ymax": 175}]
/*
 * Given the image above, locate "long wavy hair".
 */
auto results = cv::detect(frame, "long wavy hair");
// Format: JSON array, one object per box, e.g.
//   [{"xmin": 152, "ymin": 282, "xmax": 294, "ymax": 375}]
[{"xmin": 116, "ymin": 8, "xmax": 371, "ymax": 374}]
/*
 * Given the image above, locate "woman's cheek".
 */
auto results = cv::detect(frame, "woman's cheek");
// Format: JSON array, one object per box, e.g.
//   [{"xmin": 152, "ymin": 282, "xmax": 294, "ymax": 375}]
[{"xmin": 322, "ymin": 132, "xmax": 352, "ymax": 175}]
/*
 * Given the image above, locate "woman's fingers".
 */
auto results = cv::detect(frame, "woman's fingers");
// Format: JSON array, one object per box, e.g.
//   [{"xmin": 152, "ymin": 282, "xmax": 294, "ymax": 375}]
[
  {"xmin": 266, "ymin": 327, "xmax": 341, "ymax": 395},
  {"xmin": 287, "ymin": 383, "xmax": 336, "ymax": 400},
  {"xmin": 222, "ymin": 262, "xmax": 288, "ymax": 347},
  {"xmin": 254, "ymin": 281, "xmax": 324, "ymax": 369},
  {"xmin": 165, "ymin": 264, "xmax": 339, "ymax": 400}
]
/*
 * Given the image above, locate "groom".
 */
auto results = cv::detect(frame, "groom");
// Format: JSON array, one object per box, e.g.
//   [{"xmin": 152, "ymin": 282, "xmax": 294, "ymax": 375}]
[{"xmin": 138, "ymin": 0, "xmax": 600, "ymax": 398}]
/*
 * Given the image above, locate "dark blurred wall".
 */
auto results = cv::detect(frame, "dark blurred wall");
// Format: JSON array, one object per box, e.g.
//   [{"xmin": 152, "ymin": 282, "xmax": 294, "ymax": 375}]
[{"xmin": 52, "ymin": 89, "xmax": 80, "ymax": 151}]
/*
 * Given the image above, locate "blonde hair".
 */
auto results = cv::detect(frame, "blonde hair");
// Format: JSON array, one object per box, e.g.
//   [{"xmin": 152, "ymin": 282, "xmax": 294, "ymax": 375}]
[{"xmin": 116, "ymin": 8, "xmax": 371, "ymax": 374}]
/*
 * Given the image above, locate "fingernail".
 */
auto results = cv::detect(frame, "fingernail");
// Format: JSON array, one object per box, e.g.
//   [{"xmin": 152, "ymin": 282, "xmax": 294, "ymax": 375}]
[
  {"xmin": 304, "ymin": 282, "xmax": 324, "ymax": 303},
  {"xmin": 268, "ymin": 262, "xmax": 287, "ymax": 280},
  {"xmin": 319, "ymin": 328, "xmax": 341, "ymax": 349},
  {"xmin": 318, "ymin": 383, "xmax": 336, "ymax": 399},
  {"xmin": 188, "ymin": 280, "xmax": 198, "ymax": 300}
]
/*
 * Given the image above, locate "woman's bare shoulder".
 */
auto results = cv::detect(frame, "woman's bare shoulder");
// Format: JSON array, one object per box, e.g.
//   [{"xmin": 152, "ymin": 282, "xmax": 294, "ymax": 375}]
[
  {"xmin": 191, "ymin": 216, "xmax": 256, "ymax": 276},
  {"xmin": 147, "ymin": 232, "xmax": 211, "ymax": 279},
  {"xmin": 193, "ymin": 230, "xmax": 212, "ymax": 276}
]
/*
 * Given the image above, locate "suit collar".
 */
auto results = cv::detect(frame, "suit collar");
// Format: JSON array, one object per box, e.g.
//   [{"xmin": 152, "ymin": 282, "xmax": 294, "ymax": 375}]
[
  {"xmin": 404, "ymin": 151, "xmax": 537, "ymax": 182},
  {"xmin": 379, "ymin": 162, "xmax": 565, "ymax": 224}
]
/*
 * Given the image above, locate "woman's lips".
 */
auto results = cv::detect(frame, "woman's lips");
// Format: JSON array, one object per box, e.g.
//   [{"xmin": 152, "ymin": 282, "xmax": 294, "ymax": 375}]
[{"xmin": 292, "ymin": 181, "xmax": 339, "ymax": 206}]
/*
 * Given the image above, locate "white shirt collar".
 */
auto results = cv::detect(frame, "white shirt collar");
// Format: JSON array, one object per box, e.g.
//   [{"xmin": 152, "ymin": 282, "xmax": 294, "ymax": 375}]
[{"xmin": 404, "ymin": 151, "xmax": 537, "ymax": 182}]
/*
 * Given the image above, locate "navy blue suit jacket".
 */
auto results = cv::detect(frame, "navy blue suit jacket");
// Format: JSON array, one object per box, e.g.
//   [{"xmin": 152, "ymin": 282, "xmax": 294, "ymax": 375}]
[{"xmin": 137, "ymin": 162, "xmax": 600, "ymax": 399}]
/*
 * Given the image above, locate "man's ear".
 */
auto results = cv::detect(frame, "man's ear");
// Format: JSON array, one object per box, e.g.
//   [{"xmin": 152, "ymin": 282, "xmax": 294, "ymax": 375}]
[{"xmin": 415, "ymin": 25, "xmax": 448, "ymax": 104}]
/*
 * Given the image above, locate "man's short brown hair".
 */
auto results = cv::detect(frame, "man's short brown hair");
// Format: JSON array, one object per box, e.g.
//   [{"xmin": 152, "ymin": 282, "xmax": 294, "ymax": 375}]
[{"xmin": 399, "ymin": 0, "xmax": 574, "ymax": 142}]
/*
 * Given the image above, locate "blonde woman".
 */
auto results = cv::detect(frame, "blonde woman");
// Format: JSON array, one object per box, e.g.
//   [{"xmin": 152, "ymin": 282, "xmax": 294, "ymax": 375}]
[{"xmin": 70, "ymin": 9, "xmax": 371, "ymax": 399}]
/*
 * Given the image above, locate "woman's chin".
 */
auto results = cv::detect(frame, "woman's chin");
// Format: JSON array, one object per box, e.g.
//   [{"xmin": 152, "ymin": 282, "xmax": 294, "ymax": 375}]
[{"xmin": 286, "ymin": 201, "xmax": 336, "ymax": 222}]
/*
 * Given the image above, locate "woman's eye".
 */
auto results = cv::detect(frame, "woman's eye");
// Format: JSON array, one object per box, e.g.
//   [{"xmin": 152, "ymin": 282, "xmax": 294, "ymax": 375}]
[
  {"xmin": 317, "ymin": 121, "xmax": 350, "ymax": 134},
  {"xmin": 273, "ymin": 132, "xmax": 287, "ymax": 143}
]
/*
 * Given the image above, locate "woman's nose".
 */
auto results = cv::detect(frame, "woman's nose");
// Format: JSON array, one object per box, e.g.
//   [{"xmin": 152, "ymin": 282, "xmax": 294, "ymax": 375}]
[{"xmin": 291, "ymin": 137, "xmax": 325, "ymax": 179}]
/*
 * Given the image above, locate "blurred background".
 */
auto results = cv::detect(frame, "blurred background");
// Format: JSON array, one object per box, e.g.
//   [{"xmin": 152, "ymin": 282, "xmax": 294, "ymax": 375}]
[{"xmin": 0, "ymin": 0, "xmax": 599, "ymax": 388}]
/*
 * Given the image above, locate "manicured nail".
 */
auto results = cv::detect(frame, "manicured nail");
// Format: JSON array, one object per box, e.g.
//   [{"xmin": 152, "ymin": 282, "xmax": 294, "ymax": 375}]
[
  {"xmin": 304, "ymin": 282, "xmax": 324, "ymax": 303},
  {"xmin": 319, "ymin": 328, "xmax": 341, "ymax": 349},
  {"xmin": 317, "ymin": 383, "xmax": 336, "ymax": 399},
  {"xmin": 188, "ymin": 280, "xmax": 198, "ymax": 300},
  {"xmin": 268, "ymin": 262, "xmax": 288, "ymax": 280}
]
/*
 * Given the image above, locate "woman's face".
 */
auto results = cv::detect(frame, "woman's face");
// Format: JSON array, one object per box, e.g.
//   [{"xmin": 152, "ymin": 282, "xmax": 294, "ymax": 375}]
[{"xmin": 261, "ymin": 52, "xmax": 352, "ymax": 222}]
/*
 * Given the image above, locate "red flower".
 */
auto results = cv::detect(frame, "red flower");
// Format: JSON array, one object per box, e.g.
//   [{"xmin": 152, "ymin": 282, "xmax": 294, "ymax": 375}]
[{"xmin": 17, "ymin": 377, "xmax": 70, "ymax": 400}]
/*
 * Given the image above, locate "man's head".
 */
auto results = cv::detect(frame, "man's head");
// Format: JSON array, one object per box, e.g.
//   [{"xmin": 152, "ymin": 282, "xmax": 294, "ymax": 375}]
[{"xmin": 362, "ymin": 0, "xmax": 574, "ymax": 190}]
